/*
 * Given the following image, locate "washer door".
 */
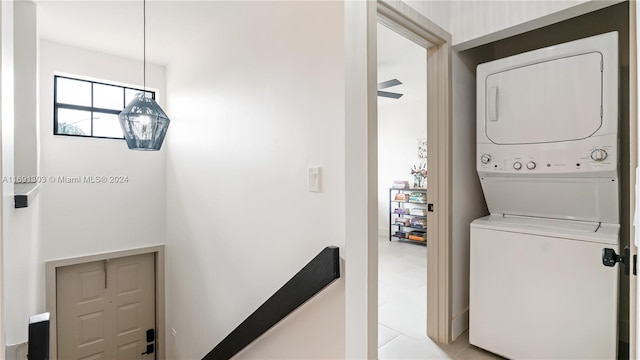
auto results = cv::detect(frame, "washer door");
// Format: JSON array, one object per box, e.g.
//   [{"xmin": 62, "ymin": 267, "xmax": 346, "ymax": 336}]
[
  {"xmin": 485, "ymin": 52, "xmax": 602, "ymax": 145},
  {"xmin": 470, "ymin": 226, "xmax": 618, "ymax": 359}
]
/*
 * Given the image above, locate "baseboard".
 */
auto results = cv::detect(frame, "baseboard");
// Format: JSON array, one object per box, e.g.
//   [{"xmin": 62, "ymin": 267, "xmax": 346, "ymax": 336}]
[
  {"xmin": 5, "ymin": 342, "xmax": 28, "ymax": 360},
  {"xmin": 452, "ymin": 308, "xmax": 469, "ymax": 340}
]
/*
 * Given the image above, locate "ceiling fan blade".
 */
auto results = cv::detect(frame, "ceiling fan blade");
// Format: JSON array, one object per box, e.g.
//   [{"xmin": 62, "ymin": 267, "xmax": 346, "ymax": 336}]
[
  {"xmin": 377, "ymin": 79, "xmax": 402, "ymax": 90},
  {"xmin": 377, "ymin": 90, "xmax": 403, "ymax": 99}
]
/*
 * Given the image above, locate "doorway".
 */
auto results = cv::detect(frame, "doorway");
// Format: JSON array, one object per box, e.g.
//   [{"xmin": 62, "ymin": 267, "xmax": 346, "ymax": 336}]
[
  {"xmin": 376, "ymin": 20, "xmax": 430, "ymax": 355},
  {"xmin": 57, "ymin": 253, "xmax": 156, "ymax": 359},
  {"xmin": 46, "ymin": 246, "xmax": 165, "ymax": 360},
  {"xmin": 344, "ymin": 0, "xmax": 452, "ymax": 356},
  {"xmin": 374, "ymin": 0, "xmax": 452, "ymax": 345}
]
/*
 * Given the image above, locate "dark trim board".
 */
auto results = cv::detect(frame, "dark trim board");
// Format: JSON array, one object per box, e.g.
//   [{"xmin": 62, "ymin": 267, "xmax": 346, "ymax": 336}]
[
  {"xmin": 14, "ymin": 183, "xmax": 40, "ymax": 208},
  {"xmin": 202, "ymin": 246, "xmax": 340, "ymax": 360}
]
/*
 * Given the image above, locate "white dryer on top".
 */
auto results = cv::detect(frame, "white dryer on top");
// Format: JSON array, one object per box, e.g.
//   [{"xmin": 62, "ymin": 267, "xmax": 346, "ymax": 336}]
[{"xmin": 476, "ymin": 31, "xmax": 619, "ymax": 224}]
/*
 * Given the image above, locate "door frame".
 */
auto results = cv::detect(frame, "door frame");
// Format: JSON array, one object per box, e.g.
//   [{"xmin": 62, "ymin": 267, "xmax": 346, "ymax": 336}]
[
  {"xmin": 0, "ymin": 2, "xmax": 7, "ymax": 359},
  {"xmin": 375, "ymin": 0, "xmax": 453, "ymax": 344},
  {"xmin": 631, "ymin": 1, "xmax": 638, "ymax": 358},
  {"xmin": 45, "ymin": 245, "xmax": 165, "ymax": 360},
  {"xmin": 344, "ymin": 0, "xmax": 452, "ymax": 357}
]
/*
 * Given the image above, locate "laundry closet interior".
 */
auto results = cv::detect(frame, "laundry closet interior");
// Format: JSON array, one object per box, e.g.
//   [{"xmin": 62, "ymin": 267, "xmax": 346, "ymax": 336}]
[{"xmin": 460, "ymin": 2, "xmax": 631, "ymax": 358}]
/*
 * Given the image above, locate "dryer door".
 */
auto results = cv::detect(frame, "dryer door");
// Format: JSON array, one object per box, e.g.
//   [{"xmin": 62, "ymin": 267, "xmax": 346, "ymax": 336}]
[{"xmin": 485, "ymin": 52, "xmax": 602, "ymax": 145}]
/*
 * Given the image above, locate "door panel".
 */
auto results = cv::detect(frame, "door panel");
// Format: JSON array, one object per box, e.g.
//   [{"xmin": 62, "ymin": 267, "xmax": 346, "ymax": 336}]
[
  {"xmin": 117, "ymin": 341, "xmax": 141, "ymax": 360},
  {"xmin": 58, "ymin": 261, "xmax": 109, "ymax": 359},
  {"xmin": 79, "ymin": 353, "xmax": 105, "ymax": 360},
  {"xmin": 57, "ymin": 253, "xmax": 156, "ymax": 360},
  {"xmin": 110, "ymin": 254, "xmax": 155, "ymax": 358}
]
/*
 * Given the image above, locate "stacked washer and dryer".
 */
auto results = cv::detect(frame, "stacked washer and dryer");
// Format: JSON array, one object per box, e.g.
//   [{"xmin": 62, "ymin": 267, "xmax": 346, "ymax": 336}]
[{"xmin": 469, "ymin": 32, "xmax": 620, "ymax": 359}]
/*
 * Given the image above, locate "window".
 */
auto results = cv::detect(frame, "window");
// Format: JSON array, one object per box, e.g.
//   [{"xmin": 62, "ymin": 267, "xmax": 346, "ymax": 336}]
[{"xmin": 54, "ymin": 75, "xmax": 155, "ymax": 139}]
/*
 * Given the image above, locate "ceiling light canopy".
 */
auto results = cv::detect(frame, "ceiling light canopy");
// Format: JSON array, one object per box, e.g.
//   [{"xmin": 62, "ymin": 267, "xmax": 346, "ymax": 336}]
[{"xmin": 118, "ymin": 0, "xmax": 170, "ymax": 151}]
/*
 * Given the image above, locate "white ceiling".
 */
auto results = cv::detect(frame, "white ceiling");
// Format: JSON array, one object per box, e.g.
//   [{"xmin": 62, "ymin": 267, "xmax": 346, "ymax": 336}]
[
  {"xmin": 36, "ymin": 1, "xmax": 242, "ymax": 65},
  {"xmin": 36, "ymin": 1, "xmax": 427, "ymax": 99}
]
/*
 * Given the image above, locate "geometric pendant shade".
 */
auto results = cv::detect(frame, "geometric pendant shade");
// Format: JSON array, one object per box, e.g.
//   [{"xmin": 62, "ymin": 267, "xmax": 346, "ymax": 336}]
[{"xmin": 118, "ymin": 93, "xmax": 170, "ymax": 151}]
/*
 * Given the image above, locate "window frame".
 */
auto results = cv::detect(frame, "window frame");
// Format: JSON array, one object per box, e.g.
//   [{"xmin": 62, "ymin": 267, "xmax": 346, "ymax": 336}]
[{"xmin": 53, "ymin": 75, "xmax": 156, "ymax": 140}]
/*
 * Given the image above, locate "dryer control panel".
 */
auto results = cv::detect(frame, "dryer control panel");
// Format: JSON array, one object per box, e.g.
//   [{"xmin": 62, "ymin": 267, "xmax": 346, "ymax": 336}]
[{"xmin": 477, "ymin": 135, "xmax": 617, "ymax": 177}]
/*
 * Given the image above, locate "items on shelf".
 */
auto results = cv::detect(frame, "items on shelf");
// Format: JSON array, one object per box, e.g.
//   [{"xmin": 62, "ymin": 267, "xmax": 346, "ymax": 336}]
[
  {"xmin": 409, "ymin": 192, "xmax": 427, "ymax": 203},
  {"xmin": 408, "ymin": 230, "xmax": 426, "ymax": 242},
  {"xmin": 394, "ymin": 231, "xmax": 408, "ymax": 239},
  {"xmin": 410, "ymin": 217, "xmax": 426, "ymax": 229},
  {"xmin": 392, "ymin": 180, "xmax": 410, "ymax": 189},
  {"xmin": 389, "ymin": 187, "xmax": 427, "ymax": 245}
]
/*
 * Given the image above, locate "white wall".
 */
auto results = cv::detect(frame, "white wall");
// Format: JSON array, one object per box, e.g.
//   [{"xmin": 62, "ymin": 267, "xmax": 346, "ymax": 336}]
[
  {"xmin": 450, "ymin": 0, "xmax": 622, "ymax": 50},
  {"xmin": 2, "ymin": 0, "xmax": 43, "ymax": 348},
  {"xmin": 1, "ymin": 0, "xmax": 15, "ymax": 347},
  {"xmin": 4, "ymin": 201, "xmax": 40, "ymax": 347},
  {"xmin": 164, "ymin": 1, "xmax": 345, "ymax": 359},
  {"xmin": 405, "ymin": 0, "xmax": 451, "ymax": 33},
  {"xmin": 38, "ymin": 40, "xmax": 166, "ymax": 260},
  {"xmin": 0, "ymin": 2, "xmax": 8, "ymax": 355},
  {"xmin": 451, "ymin": 0, "xmax": 584, "ymax": 46},
  {"xmin": 449, "ymin": 49, "xmax": 490, "ymax": 339},
  {"xmin": 14, "ymin": 0, "xmax": 37, "ymax": 179}
]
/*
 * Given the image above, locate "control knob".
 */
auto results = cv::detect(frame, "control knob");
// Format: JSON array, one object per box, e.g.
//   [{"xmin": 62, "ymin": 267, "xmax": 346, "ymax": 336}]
[
  {"xmin": 480, "ymin": 154, "xmax": 491, "ymax": 164},
  {"xmin": 590, "ymin": 149, "xmax": 608, "ymax": 162},
  {"xmin": 526, "ymin": 161, "xmax": 536, "ymax": 170},
  {"xmin": 513, "ymin": 162, "xmax": 522, "ymax": 170}
]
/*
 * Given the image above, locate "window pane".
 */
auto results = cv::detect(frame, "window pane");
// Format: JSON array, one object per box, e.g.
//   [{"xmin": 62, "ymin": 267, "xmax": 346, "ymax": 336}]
[
  {"xmin": 54, "ymin": 76, "xmax": 155, "ymax": 139},
  {"xmin": 56, "ymin": 77, "xmax": 91, "ymax": 106},
  {"xmin": 125, "ymin": 88, "xmax": 154, "ymax": 105},
  {"xmin": 57, "ymin": 108, "xmax": 91, "ymax": 135},
  {"xmin": 93, "ymin": 113, "xmax": 124, "ymax": 138},
  {"xmin": 125, "ymin": 88, "xmax": 144, "ymax": 105},
  {"xmin": 93, "ymin": 83, "xmax": 124, "ymax": 110}
]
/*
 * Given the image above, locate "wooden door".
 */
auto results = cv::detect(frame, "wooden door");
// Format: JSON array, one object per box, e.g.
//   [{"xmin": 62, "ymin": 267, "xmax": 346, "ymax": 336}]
[{"xmin": 57, "ymin": 253, "xmax": 156, "ymax": 360}]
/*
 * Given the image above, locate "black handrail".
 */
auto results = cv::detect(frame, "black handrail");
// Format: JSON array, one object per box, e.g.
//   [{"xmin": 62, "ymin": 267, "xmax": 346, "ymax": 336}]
[{"xmin": 203, "ymin": 246, "xmax": 341, "ymax": 360}]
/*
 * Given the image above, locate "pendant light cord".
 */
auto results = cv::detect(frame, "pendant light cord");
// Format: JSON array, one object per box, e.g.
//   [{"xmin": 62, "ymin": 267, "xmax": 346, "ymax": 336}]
[{"xmin": 143, "ymin": 0, "xmax": 146, "ymax": 92}]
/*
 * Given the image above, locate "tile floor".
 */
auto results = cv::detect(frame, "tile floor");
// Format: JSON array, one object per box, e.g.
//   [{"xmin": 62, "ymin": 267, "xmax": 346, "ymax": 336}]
[{"xmin": 377, "ymin": 236, "xmax": 504, "ymax": 360}]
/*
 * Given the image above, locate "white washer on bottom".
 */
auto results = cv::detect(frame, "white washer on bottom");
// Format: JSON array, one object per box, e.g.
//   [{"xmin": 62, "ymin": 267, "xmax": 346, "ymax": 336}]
[{"xmin": 470, "ymin": 215, "xmax": 619, "ymax": 360}]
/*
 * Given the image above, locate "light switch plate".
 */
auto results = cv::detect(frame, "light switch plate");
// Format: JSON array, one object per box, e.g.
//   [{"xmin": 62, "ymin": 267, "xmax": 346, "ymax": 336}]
[{"xmin": 309, "ymin": 167, "xmax": 321, "ymax": 192}]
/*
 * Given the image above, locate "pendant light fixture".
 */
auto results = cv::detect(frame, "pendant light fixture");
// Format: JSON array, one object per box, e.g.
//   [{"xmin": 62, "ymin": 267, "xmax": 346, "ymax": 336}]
[{"xmin": 118, "ymin": 0, "xmax": 170, "ymax": 151}]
